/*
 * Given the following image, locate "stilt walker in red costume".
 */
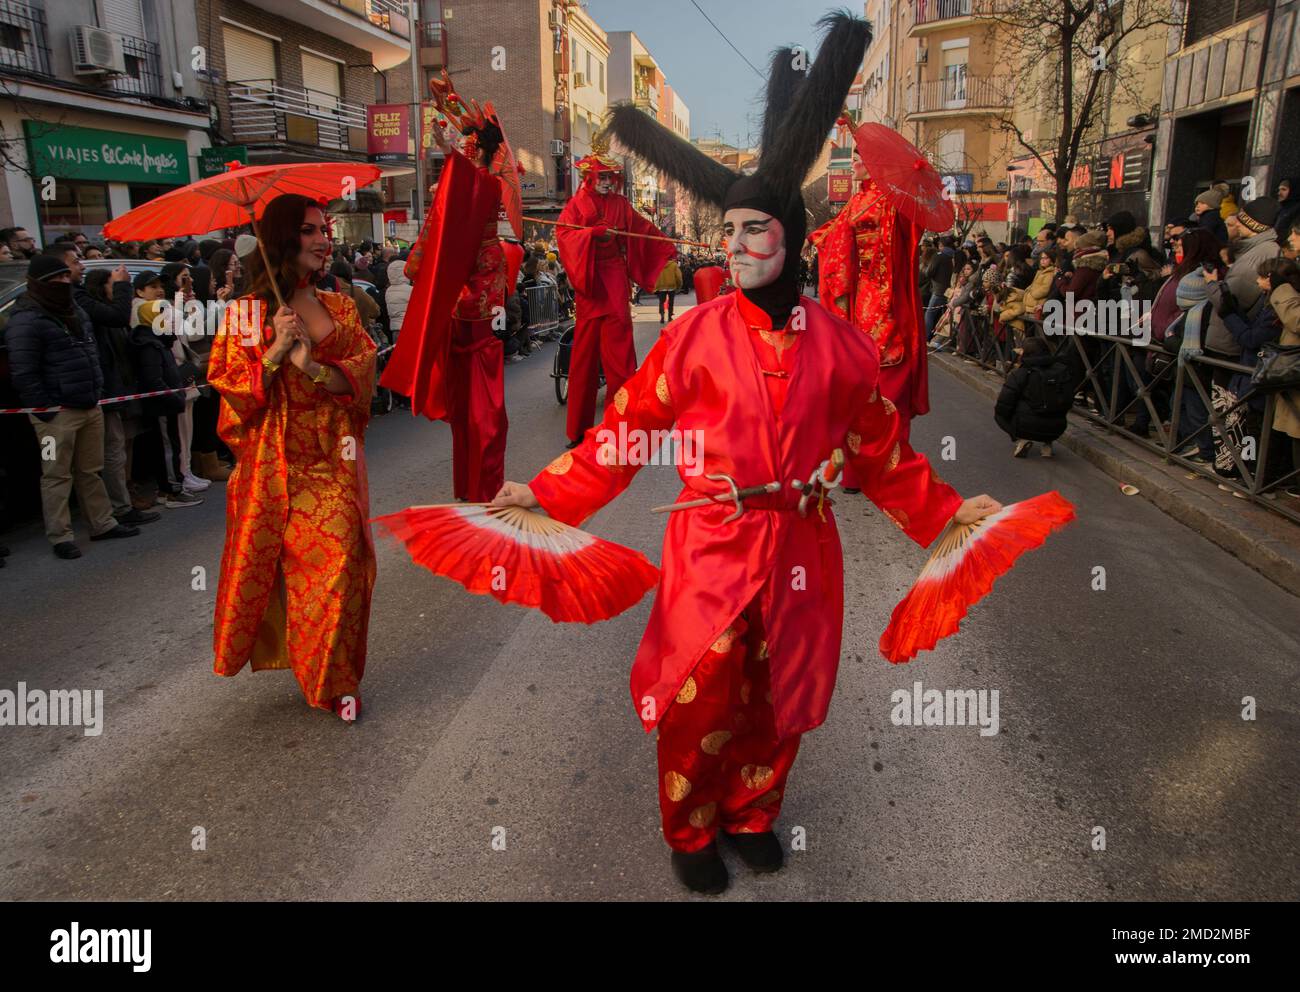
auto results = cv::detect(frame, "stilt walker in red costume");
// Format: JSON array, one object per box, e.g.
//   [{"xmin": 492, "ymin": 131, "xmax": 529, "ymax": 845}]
[
  {"xmin": 489, "ymin": 13, "xmax": 1004, "ymax": 895},
  {"xmin": 556, "ymin": 137, "xmax": 674, "ymax": 448},
  {"xmin": 380, "ymin": 72, "xmax": 524, "ymax": 502}
]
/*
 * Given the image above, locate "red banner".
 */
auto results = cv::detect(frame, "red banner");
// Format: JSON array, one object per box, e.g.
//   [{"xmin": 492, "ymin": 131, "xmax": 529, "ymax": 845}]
[
  {"xmin": 828, "ymin": 173, "xmax": 853, "ymax": 203},
  {"xmin": 367, "ymin": 104, "xmax": 410, "ymax": 162}
]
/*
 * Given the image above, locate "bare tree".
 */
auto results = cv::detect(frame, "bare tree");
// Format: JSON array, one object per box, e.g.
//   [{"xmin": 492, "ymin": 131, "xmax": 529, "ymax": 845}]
[
  {"xmin": 685, "ymin": 193, "xmax": 719, "ymax": 248},
  {"xmin": 987, "ymin": 0, "xmax": 1177, "ymax": 224}
]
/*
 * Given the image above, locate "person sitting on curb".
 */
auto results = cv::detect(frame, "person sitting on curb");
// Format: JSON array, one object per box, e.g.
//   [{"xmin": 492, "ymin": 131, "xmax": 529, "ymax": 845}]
[{"xmin": 994, "ymin": 337, "xmax": 1073, "ymax": 459}]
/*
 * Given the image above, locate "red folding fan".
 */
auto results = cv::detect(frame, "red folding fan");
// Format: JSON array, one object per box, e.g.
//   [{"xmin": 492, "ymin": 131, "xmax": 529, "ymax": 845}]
[
  {"xmin": 879, "ymin": 491, "xmax": 1076, "ymax": 663},
  {"xmin": 372, "ymin": 503, "xmax": 660, "ymax": 623}
]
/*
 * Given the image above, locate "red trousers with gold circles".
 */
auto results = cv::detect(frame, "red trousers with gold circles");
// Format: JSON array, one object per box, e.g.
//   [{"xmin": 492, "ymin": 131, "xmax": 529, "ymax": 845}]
[{"xmin": 655, "ymin": 601, "xmax": 802, "ymax": 853}]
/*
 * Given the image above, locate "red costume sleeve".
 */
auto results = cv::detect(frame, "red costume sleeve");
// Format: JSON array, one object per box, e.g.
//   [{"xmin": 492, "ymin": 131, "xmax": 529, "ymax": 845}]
[
  {"xmin": 380, "ymin": 149, "xmax": 498, "ymax": 420},
  {"xmin": 528, "ymin": 337, "xmax": 674, "ymax": 526},
  {"xmin": 809, "ymin": 211, "xmax": 854, "ymax": 320},
  {"xmin": 556, "ymin": 198, "xmax": 599, "ymax": 298},
  {"xmin": 846, "ymin": 385, "xmax": 962, "ymax": 547},
  {"xmin": 615, "ymin": 199, "xmax": 675, "ymax": 292}
]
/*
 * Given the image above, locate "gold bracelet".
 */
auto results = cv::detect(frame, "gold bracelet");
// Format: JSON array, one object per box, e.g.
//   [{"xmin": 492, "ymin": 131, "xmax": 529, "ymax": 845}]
[
  {"xmin": 311, "ymin": 363, "xmax": 331, "ymax": 385},
  {"xmin": 261, "ymin": 355, "xmax": 281, "ymax": 373}
]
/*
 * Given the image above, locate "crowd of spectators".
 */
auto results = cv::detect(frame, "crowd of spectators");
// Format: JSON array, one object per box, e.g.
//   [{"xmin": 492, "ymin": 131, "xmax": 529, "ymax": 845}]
[
  {"xmin": 921, "ymin": 177, "xmax": 1300, "ymax": 497},
  {"xmin": 0, "ymin": 221, "xmax": 715, "ymax": 563}
]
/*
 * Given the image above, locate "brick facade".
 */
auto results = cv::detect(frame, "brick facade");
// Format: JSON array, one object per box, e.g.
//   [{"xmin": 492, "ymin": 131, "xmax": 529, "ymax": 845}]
[
  {"xmin": 386, "ymin": 0, "xmax": 564, "ymax": 218},
  {"xmin": 195, "ymin": 0, "xmax": 377, "ymax": 160}
]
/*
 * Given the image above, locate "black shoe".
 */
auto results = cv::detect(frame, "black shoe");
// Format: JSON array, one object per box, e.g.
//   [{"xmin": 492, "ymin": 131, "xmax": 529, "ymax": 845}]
[
  {"xmin": 843, "ymin": 486, "xmax": 861, "ymax": 494},
  {"xmin": 116, "ymin": 508, "xmax": 162, "ymax": 525},
  {"xmin": 722, "ymin": 830, "xmax": 785, "ymax": 873},
  {"xmin": 565, "ymin": 438, "xmax": 582, "ymax": 450},
  {"xmin": 53, "ymin": 541, "xmax": 82, "ymax": 560},
  {"xmin": 89, "ymin": 523, "xmax": 140, "ymax": 541},
  {"xmin": 670, "ymin": 841, "xmax": 729, "ymax": 895}
]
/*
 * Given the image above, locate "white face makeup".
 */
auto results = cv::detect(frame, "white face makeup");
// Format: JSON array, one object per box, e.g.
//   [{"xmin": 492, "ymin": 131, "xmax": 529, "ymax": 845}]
[{"xmin": 723, "ymin": 208, "xmax": 786, "ymax": 289}]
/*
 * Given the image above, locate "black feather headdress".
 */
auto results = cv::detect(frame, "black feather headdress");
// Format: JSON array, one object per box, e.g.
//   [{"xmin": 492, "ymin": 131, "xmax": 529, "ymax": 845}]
[{"xmin": 601, "ymin": 10, "xmax": 871, "ymax": 215}]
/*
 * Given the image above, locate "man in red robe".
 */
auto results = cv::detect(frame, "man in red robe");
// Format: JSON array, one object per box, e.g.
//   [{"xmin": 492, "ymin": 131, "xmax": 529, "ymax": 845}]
[
  {"xmin": 491, "ymin": 175, "xmax": 1001, "ymax": 894},
  {"xmin": 556, "ymin": 152, "xmax": 673, "ymax": 447}
]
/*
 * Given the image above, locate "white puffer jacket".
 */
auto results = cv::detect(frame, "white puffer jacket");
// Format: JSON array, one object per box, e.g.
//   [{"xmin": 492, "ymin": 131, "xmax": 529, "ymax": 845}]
[{"xmin": 386, "ymin": 258, "xmax": 411, "ymax": 333}]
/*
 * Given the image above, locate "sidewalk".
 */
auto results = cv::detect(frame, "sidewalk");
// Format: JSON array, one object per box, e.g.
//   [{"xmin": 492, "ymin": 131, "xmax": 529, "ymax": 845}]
[{"xmin": 932, "ymin": 352, "xmax": 1300, "ymax": 599}]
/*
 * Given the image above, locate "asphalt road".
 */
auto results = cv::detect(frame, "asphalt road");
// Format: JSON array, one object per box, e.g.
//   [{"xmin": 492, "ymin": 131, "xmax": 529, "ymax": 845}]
[{"xmin": 1, "ymin": 292, "xmax": 1296, "ymax": 902}]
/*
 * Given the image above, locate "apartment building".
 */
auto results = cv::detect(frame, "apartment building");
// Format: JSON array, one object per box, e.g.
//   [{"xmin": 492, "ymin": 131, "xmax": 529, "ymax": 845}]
[
  {"xmin": 1151, "ymin": 0, "xmax": 1300, "ymax": 231},
  {"xmin": 0, "ymin": 0, "xmax": 210, "ymax": 244}
]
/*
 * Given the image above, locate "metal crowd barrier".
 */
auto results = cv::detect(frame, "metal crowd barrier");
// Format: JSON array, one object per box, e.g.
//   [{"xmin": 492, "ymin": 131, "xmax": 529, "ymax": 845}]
[
  {"xmin": 525, "ymin": 284, "xmax": 561, "ymax": 337},
  {"xmin": 934, "ymin": 303, "xmax": 1300, "ymax": 525}
]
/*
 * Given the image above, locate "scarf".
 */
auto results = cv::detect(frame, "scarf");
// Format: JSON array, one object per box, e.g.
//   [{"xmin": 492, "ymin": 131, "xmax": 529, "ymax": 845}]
[{"xmin": 26, "ymin": 278, "xmax": 80, "ymax": 334}]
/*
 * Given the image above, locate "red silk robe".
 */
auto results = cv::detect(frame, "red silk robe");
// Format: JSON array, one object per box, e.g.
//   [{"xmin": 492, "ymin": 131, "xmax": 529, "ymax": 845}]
[
  {"xmin": 381, "ymin": 149, "xmax": 499, "ymax": 421},
  {"xmin": 556, "ymin": 186, "xmax": 673, "ymax": 441},
  {"xmin": 209, "ymin": 292, "xmax": 377, "ymax": 710},
  {"xmin": 810, "ymin": 179, "xmax": 930, "ymax": 432},
  {"xmin": 529, "ymin": 291, "xmax": 962, "ymax": 740},
  {"xmin": 448, "ymin": 212, "xmax": 510, "ymax": 502}
]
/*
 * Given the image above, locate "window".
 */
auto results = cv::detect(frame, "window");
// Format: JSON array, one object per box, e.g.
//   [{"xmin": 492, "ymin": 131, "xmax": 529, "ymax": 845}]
[
  {"xmin": 1185, "ymin": 0, "xmax": 1270, "ymax": 45},
  {"xmin": 39, "ymin": 180, "xmax": 110, "ymax": 243},
  {"xmin": 586, "ymin": 50, "xmax": 592, "ymax": 82},
  {"xmin": 599, "ymin": 60, "xmax": 605, "ymax": 93},
  {"xmin": 223, "ymin": 24, "xmax": 277, "ymax": 86}
]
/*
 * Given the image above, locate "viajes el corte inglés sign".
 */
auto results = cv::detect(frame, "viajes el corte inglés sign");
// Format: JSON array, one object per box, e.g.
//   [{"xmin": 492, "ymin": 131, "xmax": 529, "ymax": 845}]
[{"xmin": 23, "ymin": 122, "xmax": 189, "ymax": 184}]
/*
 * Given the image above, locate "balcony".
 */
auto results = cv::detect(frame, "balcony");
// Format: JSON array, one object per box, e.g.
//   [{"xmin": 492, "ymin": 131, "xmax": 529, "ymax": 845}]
[
  {"xmin": 251, "ymin": 0, "xmax": 411, "ymax": 69},
  {"xmin": 0, "ymin": 0, "xmax": 52, "ymax": 76},
  {"xmin": 104, "ymin": 35, "xmax": 162, "ymax": 98},
  {"xmin": 906, "ymin": 74, "xmax": 1007, "ymax": 118},
  {"xmin": 909, "ymin": 0, "xmax": 1002, "ymax": 34},
  {"xmin": 419, "ymin": 19, "xmax": 446, "ymax": 68},
  {"xmin": 228, "ymin": 80, "xmax": 368, "ymax": 154},
  {"xmin": 634, "ymin": 82, "xmax": 659, "ymax": 113}
]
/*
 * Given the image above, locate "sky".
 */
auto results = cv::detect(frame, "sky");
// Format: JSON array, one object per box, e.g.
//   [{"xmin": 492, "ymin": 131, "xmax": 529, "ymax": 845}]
[{"xmin": 582, "ymin": 0, "xmax": 847, "ymax": 146}]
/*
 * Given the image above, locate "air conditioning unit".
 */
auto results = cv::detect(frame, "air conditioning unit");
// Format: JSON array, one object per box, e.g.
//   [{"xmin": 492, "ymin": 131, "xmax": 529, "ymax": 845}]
[
  {"xmin": 573, "ymin": 72, "xmax": 586, "ymax": 88},
  {"xmin": 549, "ymin": 139, "xmax": 566, "ymax": 156},
  {"xmin": 71, "ymin": 25, "xmax": 125, "ymax": 74},
  {"xmin": 915, "ymin": 46, "xmax": 928, "ymax": 64}
]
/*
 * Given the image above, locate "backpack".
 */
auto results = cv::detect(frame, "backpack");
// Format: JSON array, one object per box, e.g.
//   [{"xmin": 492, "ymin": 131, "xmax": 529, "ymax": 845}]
[{"xmin": 1025, "ymin": 361, "xmax": 1075, "ymax": 415}]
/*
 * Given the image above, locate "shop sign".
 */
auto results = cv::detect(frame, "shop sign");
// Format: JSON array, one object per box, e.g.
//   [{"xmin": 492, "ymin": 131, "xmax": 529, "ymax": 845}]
[{"xmin": 24, "ymin": 122, "xmax": 188, "ymax": 184}]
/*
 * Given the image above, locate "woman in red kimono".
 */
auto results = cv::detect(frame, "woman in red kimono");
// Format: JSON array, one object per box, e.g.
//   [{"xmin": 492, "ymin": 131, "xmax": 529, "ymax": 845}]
[
  {"xmin": 556, "ymin": 142, "xmax": 673, "ymax": 447},
  {"xmin": 209, "ymin": 194, "xmax": 376, "ymax": 721},
  {"xmin": 490, "ymin": 14, "xmax": 1002, "ymax": 894},
  {"xmin": 809, "ymin": 142, "xmax": 930, "ymax": 443}
]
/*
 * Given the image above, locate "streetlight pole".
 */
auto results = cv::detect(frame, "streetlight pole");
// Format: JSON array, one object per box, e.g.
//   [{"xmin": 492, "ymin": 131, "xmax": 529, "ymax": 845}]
[{"xmin": 408, "ymin": 0, "xmax": 425, "ymax": 225}]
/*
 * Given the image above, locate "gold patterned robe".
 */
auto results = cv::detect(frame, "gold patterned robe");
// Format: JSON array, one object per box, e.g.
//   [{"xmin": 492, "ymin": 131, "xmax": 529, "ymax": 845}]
[{"xmin": 208, "ymin": 291, "xmax": 377, "ymax": 710}]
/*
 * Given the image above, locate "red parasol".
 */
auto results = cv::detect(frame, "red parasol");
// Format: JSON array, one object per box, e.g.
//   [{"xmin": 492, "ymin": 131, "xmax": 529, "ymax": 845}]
[
  {"xmin": 102, "ymin": 161, "xmax": 382, "ymax": 306},
  {"xmin": 851, "ymin": 122, "xmax": 955, "ymax": 233}
]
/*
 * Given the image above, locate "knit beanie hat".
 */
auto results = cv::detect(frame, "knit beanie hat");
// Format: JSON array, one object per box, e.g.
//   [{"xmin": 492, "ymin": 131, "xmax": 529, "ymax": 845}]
[
  {"xmin": 234, "ymin": 234, "xmax": 259, "ymax": 259},
  {"xmin": 1235, "ymin": 196, "xmax": 1280, "ymax": 234},
  {"xmin": 27, "ymin": 253, "xmax": 71, "ymax": 281},
  {"xmin": 1175, "ymin": 270, "xmax": 1208, "ymax": 309},
  {"xmin": 1196, "ymin": 188, "xmax": 1224, "ymax": 210},
  {"xmin": 1106, "ymin": 211, "xmax": 1137, "ymax": 238}
]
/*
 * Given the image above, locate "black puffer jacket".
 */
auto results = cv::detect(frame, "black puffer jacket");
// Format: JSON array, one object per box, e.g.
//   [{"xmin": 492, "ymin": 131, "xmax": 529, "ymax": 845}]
[
  {"xmin": 5, "ymin": 296, "xmax": 103, "ymax": 418},
  {"xmin": 994, "ymin": 352, "xmax": 1071, "ymax": 443},
  {"xmin": 129, "ymin": 324, "xmax": 186, "ymax": 416}
]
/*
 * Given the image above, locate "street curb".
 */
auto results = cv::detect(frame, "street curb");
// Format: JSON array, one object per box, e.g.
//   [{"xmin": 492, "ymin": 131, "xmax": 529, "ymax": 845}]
[{"xmin": 931, "ymin": 352, "xmax": 1300, "ymax": 599}]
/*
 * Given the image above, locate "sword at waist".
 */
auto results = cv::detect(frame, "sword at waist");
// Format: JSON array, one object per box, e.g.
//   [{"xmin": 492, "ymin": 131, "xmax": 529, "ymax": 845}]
[{"xmin": 650, "ymin": 475, "xmax": 782, "ymax": 523}]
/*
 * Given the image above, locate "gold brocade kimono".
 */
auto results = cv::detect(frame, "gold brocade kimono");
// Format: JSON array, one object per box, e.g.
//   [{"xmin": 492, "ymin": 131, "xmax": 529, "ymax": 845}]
[{"xmin": 208, "ymin": 291, "xmax": 377, "ymax": 710}]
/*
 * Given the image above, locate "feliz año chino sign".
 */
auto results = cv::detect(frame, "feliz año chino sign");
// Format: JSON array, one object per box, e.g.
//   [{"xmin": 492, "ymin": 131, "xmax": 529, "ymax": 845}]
[{"xmin": 24, "ymin": 122, "xmax": 188, "ymax": 184}]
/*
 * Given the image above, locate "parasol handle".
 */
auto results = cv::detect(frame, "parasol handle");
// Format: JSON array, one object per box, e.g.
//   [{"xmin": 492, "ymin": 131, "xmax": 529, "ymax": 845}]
[{"xmin": 250, "ymin": 212, "xmax": 288, "ymax": 312}]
